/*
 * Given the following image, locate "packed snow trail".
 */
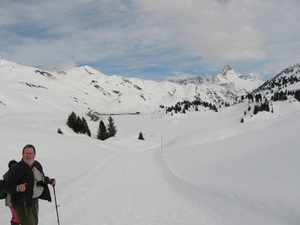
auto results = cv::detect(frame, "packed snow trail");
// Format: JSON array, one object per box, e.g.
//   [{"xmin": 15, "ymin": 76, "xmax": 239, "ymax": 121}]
[{"xmin": 42, "ymin": 149, "xmax": 213, "ymax": 225}]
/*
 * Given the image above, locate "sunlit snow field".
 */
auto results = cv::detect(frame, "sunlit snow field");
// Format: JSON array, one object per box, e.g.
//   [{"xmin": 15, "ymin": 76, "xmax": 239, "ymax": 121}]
[{"xmin": 1, "ymin": 101, "xmax": 300, "ymax": 225}]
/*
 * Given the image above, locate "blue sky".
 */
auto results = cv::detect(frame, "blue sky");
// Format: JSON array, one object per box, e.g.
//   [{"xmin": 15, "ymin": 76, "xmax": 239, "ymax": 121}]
[{"xmin": 0, "ymin": 0, "xmax": 299, "ymax": 81}]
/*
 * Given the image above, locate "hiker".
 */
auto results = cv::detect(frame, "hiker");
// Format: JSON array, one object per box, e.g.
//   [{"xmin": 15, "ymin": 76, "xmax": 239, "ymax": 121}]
[
  {"xmin": 4, "ymin": 144, "xmax": 56, "ymax": 225},
  {"xmin": 3, "ymin": 159, "xmax": 20, "ymax": 225}
]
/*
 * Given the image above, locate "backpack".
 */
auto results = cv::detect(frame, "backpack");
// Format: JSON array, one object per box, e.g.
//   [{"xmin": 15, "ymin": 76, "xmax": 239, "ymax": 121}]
[{"xmin": 0, "ymin": 179, "xmax": 7, "ymax": 199}]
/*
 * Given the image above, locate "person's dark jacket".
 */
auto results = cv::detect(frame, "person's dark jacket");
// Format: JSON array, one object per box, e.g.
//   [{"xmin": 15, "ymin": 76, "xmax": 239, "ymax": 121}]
[{"xmin": 4, "ymin": 160, "xmax": 52, "ymax": 207}]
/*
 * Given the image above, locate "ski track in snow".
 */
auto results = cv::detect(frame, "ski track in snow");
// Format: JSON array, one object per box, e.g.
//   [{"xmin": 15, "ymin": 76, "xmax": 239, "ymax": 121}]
[{"xmin": 40, "ymin": 149, "xmax": 213, "ymax": 225}]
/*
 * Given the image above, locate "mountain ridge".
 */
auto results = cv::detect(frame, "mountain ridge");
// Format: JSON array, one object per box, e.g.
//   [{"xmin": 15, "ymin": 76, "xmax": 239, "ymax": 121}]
[{"xmin": 0, "ymin": 57, "xmax": 299, "ymax": 116}]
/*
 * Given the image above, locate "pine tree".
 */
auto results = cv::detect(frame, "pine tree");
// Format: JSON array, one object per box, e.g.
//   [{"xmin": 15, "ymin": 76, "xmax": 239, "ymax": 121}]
[
  {"xmin": 107, "ymin": 116, "xmax": 117, "ymax": 138},
  {"xmin": 67, "ymin": 111, "xmax": 77, "ymax": 130},
  {"xmin": 75, "ymin": 116, "xmax": 83, "ymax": 133},
  {"xmin": 138, "ymin": 132, "xmax": 144, "ymax": 140},
  {"xmin": 82, "ymin": 117, "xmax": 91, "ymax": 137},
  {"xmin": 253, "ymin": 105, "xmax": 259, "ymax": 115},
  {"xmin": 57, "ymin": 128, "xmax": 63, "ymax": 134},
  {"xmin": 97, "ymin": 120, "xmax": 108, "ymax": 141}
]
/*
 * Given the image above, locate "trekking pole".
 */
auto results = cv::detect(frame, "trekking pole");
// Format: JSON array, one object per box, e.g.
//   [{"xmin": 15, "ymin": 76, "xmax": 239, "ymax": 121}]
[
  {"xmin": 52, "ymin": 185, "xmax": 60, "ymax": 225},
  {"xmin": 23, "ymin": 192, "xmax": 29, "ymax": 225}
]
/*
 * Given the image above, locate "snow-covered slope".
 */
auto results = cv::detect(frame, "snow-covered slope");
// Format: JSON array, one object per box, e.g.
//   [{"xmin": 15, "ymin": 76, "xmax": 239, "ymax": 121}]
[
  {"xmin": 254, "ymin": 63, "xmax": 300, "ymax": 93},
  {"xmin": 1, "ymin": 58, "xmax": 300, "ymax": 224},
  {"xmin": 0, "ymin": 58, "xmax": 264, "ymax": 115},
  {"xmin": 1, "ymin": 103, "xmax": 300, "ymax": 224}
]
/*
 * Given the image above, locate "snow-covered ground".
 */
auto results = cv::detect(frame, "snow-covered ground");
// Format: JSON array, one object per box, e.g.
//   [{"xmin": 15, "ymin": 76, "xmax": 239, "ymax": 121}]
[
  {"xmin": 1, "ymin": 99, "xmax": 300, "ymax": 224},
  {"xmin": 0, "ymin": 58, "xmax": 299, "ymax": 224}
]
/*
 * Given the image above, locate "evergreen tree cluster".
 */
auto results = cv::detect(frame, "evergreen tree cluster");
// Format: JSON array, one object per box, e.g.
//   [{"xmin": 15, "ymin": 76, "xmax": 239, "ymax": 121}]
[
  {"xmin": 243, "ymin": 93, "xmax": 263, "ymax": 103},
  {"xmin": 253, "ymin": 99, "xmax": 270, "ymax": 115},
  {"xmin": 271, "ymin": 91, "xmax": 288, "ymax": 101},
  {"xmin": 67, "ymin": 111, "xmax": 91, "ymax": 137},
  {"xmin": 66, "ymin": 112, "xmax": 118, "ymax": 141},
  {"xmin": 254, "ymin": 94, "xmax": 262, "ymax": 102},
  {"xmin": 165, "ymin": 100, "xmax": 218, "ymax": 114},
  {"xmin": 295, "ymin": 90, "xmax": 300, "ymax": 102},
  {"xmin": 270, "ymin": 89, "xmax": 300, "ymax": 102},
  {"xmin": 268, "ymin": 75, "xmax": 300, "ymax": 90},
  {"xmin": 97, "ymin": 116, "xmax": 117, "ymax": 141}
]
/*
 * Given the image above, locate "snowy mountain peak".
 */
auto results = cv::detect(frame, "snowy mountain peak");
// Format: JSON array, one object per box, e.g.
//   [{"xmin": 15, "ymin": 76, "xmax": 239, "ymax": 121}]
[
  {"xmin": 221, "ymin": 65, "xmax": 236, "ymax": 75},
  {"xmin": 218, "ymin": 65, "xmax": 240, "ymax": 79},
  {"xmin": 167, "ymin": 66, "xmax": 264, "ymax": 102}
]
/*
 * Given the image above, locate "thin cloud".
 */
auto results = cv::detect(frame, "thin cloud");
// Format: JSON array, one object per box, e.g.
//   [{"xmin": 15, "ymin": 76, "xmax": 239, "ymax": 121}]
[{"xmin": 0, "ymin": 0, "xmax": 299, "ymax": 80}]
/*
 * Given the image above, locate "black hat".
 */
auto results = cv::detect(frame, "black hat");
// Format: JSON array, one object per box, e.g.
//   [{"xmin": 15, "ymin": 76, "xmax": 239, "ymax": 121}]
[{"xmin": 8, "ymin": 160, "xmax": 17, "ymax": 168}]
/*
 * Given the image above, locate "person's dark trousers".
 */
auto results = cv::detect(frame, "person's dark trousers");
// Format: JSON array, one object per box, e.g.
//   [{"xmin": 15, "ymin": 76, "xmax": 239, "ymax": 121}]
[{"xmin": 14, "ymin": 199, "xmax": 39, "ymax": 225}]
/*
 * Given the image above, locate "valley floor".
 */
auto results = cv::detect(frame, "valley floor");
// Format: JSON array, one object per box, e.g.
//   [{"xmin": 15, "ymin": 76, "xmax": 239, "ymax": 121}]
[{"xmin": 1, "ymin": 108, "xmax": 300, "ymax": 225}]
